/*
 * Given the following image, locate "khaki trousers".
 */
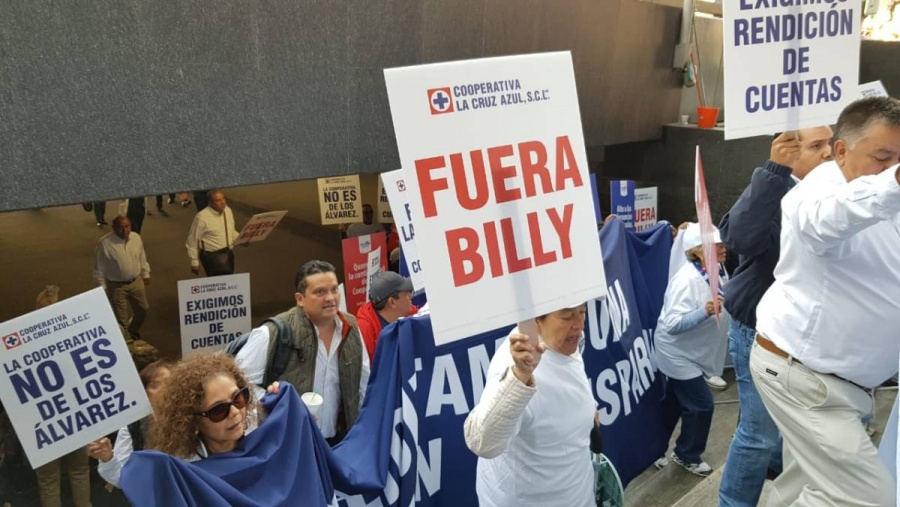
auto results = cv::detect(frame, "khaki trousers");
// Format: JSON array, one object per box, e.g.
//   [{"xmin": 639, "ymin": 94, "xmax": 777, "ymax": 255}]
[
  {"xmin": 750, "ymin": 341, "xmax": 895, "ymax": 506},
  {"xmin": 105, "ymin": 277, "xmax": 148, "ymax": 341},
  {"xmin": 35, "ymin": 446, "xmax": 92, "ymax": 507}
]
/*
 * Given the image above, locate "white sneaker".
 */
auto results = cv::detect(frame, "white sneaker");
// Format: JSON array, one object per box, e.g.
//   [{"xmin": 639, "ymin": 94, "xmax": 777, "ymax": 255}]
[
  {"xmin": 705, "ymin": 375, "xmax": 727, "ymax": 390},
  {"xmin": 671, "ymin": 453, "xmax": 712, "ymax": 477},
  {"xmin": 653, "ymin": 455, "xmax": 669, "ymax": 469}
]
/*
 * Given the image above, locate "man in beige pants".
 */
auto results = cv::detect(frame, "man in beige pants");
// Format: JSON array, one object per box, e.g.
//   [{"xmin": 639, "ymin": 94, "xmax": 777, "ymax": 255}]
[{"xmin": 752, "ymin": 97, "xmax": 900, "ymax": 506}]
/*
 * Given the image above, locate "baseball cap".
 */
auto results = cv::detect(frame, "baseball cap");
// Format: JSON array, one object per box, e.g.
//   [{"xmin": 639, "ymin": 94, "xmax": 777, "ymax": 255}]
[
  {"xmin": 369, "ymin": 271, "xmax": 414, "ymax": 303},
  {"xmin": 682, "ymin": 223, "xmax": 721, "ymax": 251}
]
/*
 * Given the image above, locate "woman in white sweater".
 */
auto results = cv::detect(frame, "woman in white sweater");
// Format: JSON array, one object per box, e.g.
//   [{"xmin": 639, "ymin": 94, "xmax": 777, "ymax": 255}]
[
  {"xmin": 88, "ymin": 360, "xmax": 173, "ymax": 488},
  {"xmin": 464, "ymin": 303, "xmax": 598, "ymax": 507}
]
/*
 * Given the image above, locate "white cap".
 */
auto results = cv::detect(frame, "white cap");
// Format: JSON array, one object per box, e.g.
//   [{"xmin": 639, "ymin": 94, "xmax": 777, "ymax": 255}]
[{"xmin": 683, "ymin": 223, "xmax": 722, "ymax": 251}]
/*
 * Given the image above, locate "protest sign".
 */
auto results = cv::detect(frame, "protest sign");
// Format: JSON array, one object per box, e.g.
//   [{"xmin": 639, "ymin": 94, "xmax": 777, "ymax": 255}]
[
  {"xmin": 860, "ymin": 80, "xmax": 889, "ymax": 99},
  {"xmin": 376, "ymin": 176, "xmax": 394, "ymax": 223},
  {"xmin": 234, "ymin": 211, "xmax": 288, "ymax": 245},
  {"xmin": 178, "ymin": 274, "xmax": 252, "ymax": 357},
  {"xmin": 695, "ymin": 147, "xmax": 719, "ymax": 306},
  {"xmin": 384, "ymin": 52, "xmax": 608, "ymax": 345},
  {"xmin": 723, "ymin": 0, "xmax": 860, "ymax": 140},
  {"xmin": 342, "ymin": 232, "xmax": 387, "ymax": 313},
  {"xmin": 365, "ymin": 248, "xmax": 383, "ymax": 302},
  {"xmin": 318, "ymin": 175, "xmax": 362, "ymax": 225},
  {"xmin": 381, "ymin": 170, "xmax": 425, "ymax": 292},
  {"xmin": 610, "ymin": 180, "xmax": 636, "ymax": 229},
  {"xmin": 634, "ymin": 187, "xmax": 658, "ymax": 232},
  {"xmin": 0, "ymin": 288, "xmax": 151, "ymax": 468}
]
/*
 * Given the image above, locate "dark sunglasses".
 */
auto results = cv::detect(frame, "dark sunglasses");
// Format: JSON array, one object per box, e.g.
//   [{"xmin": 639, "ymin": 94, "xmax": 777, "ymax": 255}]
[{"xmin": 199, "ymin": 386, "xmax": 250, "ymax": 423}]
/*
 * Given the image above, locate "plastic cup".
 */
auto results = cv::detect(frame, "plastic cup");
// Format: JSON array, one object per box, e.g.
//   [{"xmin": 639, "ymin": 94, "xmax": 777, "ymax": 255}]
[
  {"xmin": 679, "ymin": 114, "xmax": 689, "ymax": 125},
  {"xmin": 301, "ymin": 392, "xmax": 323, "ymax": 418},
  {"xmin": 697, "ymin": 107, "xmax": 720, "ymax": 129}
]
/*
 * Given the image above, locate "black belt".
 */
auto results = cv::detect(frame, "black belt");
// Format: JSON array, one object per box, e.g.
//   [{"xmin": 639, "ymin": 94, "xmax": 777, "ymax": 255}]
[
  {"xmin": 202, "ymin": 247, "xmax": 231, "ymax": 254},
  {"xmin": 109, "ymin": 277, "xmax": 137, "ymax": 284}
]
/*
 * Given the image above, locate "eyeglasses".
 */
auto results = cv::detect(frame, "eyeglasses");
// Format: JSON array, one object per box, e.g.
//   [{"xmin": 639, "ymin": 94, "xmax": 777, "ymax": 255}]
[{"xmin": 199, "ymin": 386, "xmax": 250, "ymax": 423}]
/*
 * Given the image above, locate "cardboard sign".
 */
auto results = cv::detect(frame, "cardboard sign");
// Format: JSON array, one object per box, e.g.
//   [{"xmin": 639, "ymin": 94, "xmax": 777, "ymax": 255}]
[
  {"xmin": 0, "ymin": 288, "xmax": 151, "ymax": 468},
  {"xmin": 178, "ymin": 274, "xmax": 252, "ymax": 357},
  {"xmin": 610, "ymin": 180, "xmax": 636, "ymax": 230},
  {"xmin": 365, "ymin": 249, "xmax": 383, "ymax": 302},
  {"xmin": 860, "ymin": 80, "xmax": 889, "ymax": 99},
  {"xmin": 384, "ymin": 51, "xmax": 608, "ymax": 345},
  {"xmin": 342, "ymin": 232, "xmax": 387, "ymax": 313},
  {"xmin": 234, "ymin": 211, "xmax": 288, "ymax": 245},
  {"xmin": 723, "ymin": 0, "xmax": 860, "ymax": 140},
  {"xmin": 381, "ymin": 170, "xmax": 426, "ymax": 292},
  {"xmin": 634, "ymin": 187, "xmax": 658, "ymax": 232},
  {"xmin": 318, "ymin": 175, "xmax": 362, "ymax": 225},
  {"xmin": 695, "ymin": 147, "xmax": 719, "ymax": 309},
  {"xmin": 376, "ymin": 176, "xmax": 394, "ymax": 224}
]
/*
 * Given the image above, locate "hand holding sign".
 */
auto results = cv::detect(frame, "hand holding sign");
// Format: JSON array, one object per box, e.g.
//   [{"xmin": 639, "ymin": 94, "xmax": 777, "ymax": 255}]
[
  {"xmin": 770, "ymin": 131, "xmax": 802, "ymax": 169},
  {"xmin": 509, "ymin": 331, "xmax": 544, "ymax": 385}
]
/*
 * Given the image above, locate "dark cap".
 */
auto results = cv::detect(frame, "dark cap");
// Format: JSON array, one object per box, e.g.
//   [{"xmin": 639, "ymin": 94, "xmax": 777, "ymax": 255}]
[{"xmin": 369, "ymin": 271, "xmax": 413, "ymax": 303}]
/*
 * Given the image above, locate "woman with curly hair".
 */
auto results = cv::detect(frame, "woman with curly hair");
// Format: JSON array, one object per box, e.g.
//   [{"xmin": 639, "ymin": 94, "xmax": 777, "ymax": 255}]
[{"xmin": 149, "ymin": 353, "xmax": 257, "ymax": 459}]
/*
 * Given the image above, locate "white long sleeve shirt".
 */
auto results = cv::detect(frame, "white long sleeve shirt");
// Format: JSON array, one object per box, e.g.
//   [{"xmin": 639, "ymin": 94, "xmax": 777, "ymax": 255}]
[
  {"xmin": 235, "ymin": 316, "xmax": 370, "ymax": 438},
  {"xmin": 185, "ymin": 206, "xmax": 240, "ymax": 267},
  {"xmin": 756, "ymin": 161, "xmax": 900, "ymax": 388},
  {"xmin": 93, "ymin": 232, "xmax": 150, "ymax": 283},
  {"xmin": 464, "ymin": 329, "xmax": 595, "ymax": 507}
]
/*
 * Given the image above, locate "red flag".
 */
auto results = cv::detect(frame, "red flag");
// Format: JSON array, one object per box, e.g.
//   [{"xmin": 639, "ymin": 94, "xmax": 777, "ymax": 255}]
[{"xmin": 694, "ymin": 146, "xmax": 720, "ymax": 317}]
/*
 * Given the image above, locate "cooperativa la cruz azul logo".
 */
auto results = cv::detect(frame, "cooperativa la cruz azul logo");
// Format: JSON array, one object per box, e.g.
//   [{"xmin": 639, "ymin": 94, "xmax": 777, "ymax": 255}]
[
  {"xmin": 427, "ymin": 87, "xmax": 455, "ymax": 115},
  {"xmin": 3, "ymin": 332, "xmax": 22, "ymax": 350},
  {"xmin": 396, "ymin": 179, "xmax": 406, "ymax": 192}
]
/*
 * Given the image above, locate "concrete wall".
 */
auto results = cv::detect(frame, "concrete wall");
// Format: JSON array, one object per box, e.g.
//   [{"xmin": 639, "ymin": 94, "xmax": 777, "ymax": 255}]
[{"xmin": 0, "ymin": 0, "xmax": 686, "ymax": 212}]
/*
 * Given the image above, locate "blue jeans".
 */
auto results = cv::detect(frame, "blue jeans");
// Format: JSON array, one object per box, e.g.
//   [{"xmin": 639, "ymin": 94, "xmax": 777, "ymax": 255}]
[
  {"xmin": 661, "ymin": 375, "xmax": 714, "ymax": 465},
  {"xmin": 719, "ymin": 320, "xmax": 782, "ymax": 507}
]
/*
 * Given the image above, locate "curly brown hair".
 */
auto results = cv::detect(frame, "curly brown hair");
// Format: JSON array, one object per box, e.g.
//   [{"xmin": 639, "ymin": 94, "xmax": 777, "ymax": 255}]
[{"xmin": 148, "ymin": 353, "xmax": 256, "ymax": 458}]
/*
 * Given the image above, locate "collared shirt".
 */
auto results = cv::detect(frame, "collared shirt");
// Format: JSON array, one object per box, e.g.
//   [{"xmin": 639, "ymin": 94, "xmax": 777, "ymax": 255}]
[
  {"xmin": 756, "ymin": 161, "xmax": 900, "ymax": 388},
  {"xmin": 185, "ymin": 206, "xmax": 240, "ymax": 267},
  {"xmin": 236, "ymin": 316, "xmax": 370, "ymax": 438},
  {"xmin": 93, "ymin": 232, "xmax": 150, "ymax": 283}
]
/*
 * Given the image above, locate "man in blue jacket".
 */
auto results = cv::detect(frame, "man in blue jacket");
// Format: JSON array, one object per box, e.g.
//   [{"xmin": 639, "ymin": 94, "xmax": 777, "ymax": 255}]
[{"xmin": 717, "ymin": 127, "xmax": 833, "ymax": 507}]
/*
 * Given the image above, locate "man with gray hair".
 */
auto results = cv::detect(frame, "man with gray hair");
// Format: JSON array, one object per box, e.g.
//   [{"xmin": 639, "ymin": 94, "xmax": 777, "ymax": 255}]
[{"xmin": 752, "ymin": 97, "xmax": 900, "ymax": 506}]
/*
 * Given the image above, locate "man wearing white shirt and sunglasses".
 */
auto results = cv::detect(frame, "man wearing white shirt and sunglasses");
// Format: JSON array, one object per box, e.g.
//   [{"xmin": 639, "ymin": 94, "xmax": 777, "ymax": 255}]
[{"xmin": 752, "ymin": 97, "xmax": 900, "ymax": 506}]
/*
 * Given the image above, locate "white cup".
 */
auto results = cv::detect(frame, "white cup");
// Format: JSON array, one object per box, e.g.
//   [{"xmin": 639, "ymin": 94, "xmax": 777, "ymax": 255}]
[
  {"xmin": 301, "ymin": 392, "xmax": 323, "ymax": 418},
  {"xmin": 680, "ymin": 114, "xmax": 690, "ymax": 125}
]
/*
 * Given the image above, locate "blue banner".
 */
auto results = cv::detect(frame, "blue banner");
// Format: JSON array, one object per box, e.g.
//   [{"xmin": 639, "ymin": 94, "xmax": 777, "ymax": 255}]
[
  {"xmin": 610, "ymin": 180, "xmax": 636, "ymax": 229},
  {"xmin": 121, "ymin": 220, "xmax": 673, "ymax": 506},
  {"xmin": 335, "ymin": 219, "xmax": 673, "ymax": 506}
]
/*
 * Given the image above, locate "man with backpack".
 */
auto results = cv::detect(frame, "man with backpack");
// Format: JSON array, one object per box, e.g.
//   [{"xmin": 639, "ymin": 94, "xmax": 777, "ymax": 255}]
[{"xmin": 234, "ymin": 260, "xmax": 370, "ymax": 445}]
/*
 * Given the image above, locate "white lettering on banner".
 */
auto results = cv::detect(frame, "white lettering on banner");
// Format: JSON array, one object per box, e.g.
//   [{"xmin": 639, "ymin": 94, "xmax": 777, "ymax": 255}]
[{"xmin": 588, "ymin": 279, "xmax": 631, "ymax": 350}]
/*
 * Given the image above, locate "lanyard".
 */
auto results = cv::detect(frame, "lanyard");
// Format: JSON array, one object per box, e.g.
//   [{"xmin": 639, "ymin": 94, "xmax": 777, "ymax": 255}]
[{"xmin": 691, "ymin": 260, "xmax": 726, "ymax": 297}]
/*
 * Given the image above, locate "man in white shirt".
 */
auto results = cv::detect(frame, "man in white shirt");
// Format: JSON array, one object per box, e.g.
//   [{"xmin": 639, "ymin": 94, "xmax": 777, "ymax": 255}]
[
  {"xmin": 93, "ymin": 216, "xmax": 151, "ymax": 344},
  {"xmin": 752, "ymin": 97, "xmax": 900, "ymax": 506},
  {"xmin": 235, "ymin": 260, "xmax": 370, "ymax": 444},
  {"xmin": 185, "ymin": 190, "xmax": 240, "ymax": 276},
  {"xmin": 346, "ymin": 204, "xmax": 385, "ymax": 238}
]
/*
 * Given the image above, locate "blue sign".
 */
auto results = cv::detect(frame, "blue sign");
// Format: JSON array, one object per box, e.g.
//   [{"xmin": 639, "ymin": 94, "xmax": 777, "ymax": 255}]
[
  {"xmin": 610, "ymin": 180, "xmax": 636, "ymax": 229},
  {"xmin": 590, "ymin": 173, "xmax": 603, "ymax": 222}
]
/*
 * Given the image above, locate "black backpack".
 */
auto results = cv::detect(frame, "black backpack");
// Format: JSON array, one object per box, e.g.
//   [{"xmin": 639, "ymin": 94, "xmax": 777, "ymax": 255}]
[{"xmin": 226, "ymin": 316, "xmax": 298, "ymax": 387}]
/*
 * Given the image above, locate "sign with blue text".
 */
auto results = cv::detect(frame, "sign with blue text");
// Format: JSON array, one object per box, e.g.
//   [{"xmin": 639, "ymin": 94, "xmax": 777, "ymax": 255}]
[
  {"xmin": 178, "ymin": 274, "xmax": 252, "ymax": 357},
  {"xmin": 723, "ymin": 0, "xmax": 861, "ymax": 140},
  {"xmin": 382, "ymin": 169, "xmax": 425, "ymax": 292},
  {"xmin": 384, "ymin": 52, "xmax": 607, "ymax": 345},
  {"xmin": 0, "ymin": 288, "xmax": 151, "ymax": 468}
]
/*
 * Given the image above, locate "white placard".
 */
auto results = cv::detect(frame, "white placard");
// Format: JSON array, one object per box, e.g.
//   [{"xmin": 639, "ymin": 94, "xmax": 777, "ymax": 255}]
[
  {"xmin": 317, "ymin": 175, "xmax": 362, "ymax": 225},
  {"xmin": 178, "ymin": 274, "xmax": 252, "ymax": 357},
  {"xmin": 234, "ymin": 210, "xmax": 288, "ymax": 245},
  {"xmin": 384, "ymin": 52, "xmax": 608, "ymax": 345},
  {"xmin": 723, "ymin": 1, "xmax": 861, "ymax": 140},
  {"xmin": 634, "ymin": 187, "xmax": 658, "ymax": 232},
  {"xmin": 381, "ymin": 169, "xmax": 426, "ymax": 292},
  {"xmin": 860, "ymin": 80, "xmax": 889, "ymax": 99},
  {"xmin": 376, "ymin": 176, "xmax": 394, "ymax": 223},
  {"xmin": 365, "ymin": 249, "xmax": 382, "ymax": 302},
  {"xmin": 0, "ymin": 288, "xmax": 151, "ymax": 468}
]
